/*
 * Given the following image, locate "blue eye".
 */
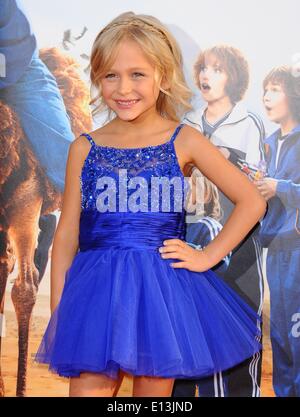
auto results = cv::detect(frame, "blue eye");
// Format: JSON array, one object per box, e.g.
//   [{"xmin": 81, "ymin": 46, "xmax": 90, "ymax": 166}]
[
  {"xmin": 133, "ymin": 72, "xmax": 144, "ymax": 77},
  {"xmin": 105, "ymin": 73, "xmax": 116, "ymax": 79}
]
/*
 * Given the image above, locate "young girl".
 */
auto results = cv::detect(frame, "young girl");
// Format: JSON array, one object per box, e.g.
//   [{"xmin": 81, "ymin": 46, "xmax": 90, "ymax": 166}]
[{"xmin": 34, "ymin": 12, "xmax": 266, "ymax": 397}]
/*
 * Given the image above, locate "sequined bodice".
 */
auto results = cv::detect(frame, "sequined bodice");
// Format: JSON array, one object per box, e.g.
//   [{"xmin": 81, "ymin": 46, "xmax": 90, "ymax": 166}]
[{"xmin": 79, "ymin": 124, "xmax": 188, "ymax": 213}]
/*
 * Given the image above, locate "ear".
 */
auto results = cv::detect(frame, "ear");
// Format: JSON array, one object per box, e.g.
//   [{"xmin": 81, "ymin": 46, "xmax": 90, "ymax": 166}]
[{"xmin": 160, "ymin": 75, "xmax": 171, "ymax": 91}]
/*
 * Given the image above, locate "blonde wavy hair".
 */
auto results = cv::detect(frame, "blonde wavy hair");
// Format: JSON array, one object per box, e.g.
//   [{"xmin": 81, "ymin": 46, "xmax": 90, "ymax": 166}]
[{"xmin": 89, "ymin": 11, "xmax": 193, "ymax": 121}]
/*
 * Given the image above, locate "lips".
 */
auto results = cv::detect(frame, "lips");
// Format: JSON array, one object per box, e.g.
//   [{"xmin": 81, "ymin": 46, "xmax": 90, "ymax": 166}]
[
  {"xmin": 115, "ymin": 99, "xmax": 140, "ymax": 104},
  {"xmin": 201, "ymin": 83, "xmax": 211, "ymax": 91}
]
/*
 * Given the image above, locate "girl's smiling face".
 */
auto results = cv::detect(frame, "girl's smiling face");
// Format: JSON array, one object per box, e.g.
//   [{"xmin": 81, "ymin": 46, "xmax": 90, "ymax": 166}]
[
  {"xmin": 263, "ymin": 82, "xmax": 290, "ymax": 124},
  {"xmin": 198, "ymin": 54, "xmax": 229, "ymax": 103},
  {"xmin": 100, "ymin": 39, "xmax": 163, "ymax": 121}
]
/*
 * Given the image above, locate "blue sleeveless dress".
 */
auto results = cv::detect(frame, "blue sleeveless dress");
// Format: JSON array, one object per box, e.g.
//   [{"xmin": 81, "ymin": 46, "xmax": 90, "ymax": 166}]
[{"xmin": 34, "ymin": 123, "xmax": 262, "ymax": 380}]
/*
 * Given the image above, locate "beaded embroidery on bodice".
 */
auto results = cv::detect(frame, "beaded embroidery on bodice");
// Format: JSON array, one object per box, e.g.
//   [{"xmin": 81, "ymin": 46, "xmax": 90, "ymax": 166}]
[{"xmin": 79, "ymin": 124, "xmax": 188, "ymax": 213}]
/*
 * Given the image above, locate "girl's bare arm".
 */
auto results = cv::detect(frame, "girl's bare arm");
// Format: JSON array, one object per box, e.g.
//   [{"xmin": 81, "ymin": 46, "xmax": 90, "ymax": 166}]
[
  {"xmin": 50, "ymin": 137, "xmax": 90, "ymax": 313},
  {"xmin": 182, "ymin": 126, "xmax": 267, "ymax": 268}
]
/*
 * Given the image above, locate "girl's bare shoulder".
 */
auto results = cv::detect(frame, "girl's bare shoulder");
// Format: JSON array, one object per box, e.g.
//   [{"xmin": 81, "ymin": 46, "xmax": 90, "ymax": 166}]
[
  {"xmin": 178, "ymin": 124, "xmax": 210, "ymax": 161},
  {"xmin": 80, "ymin": 123, "xmax": 120, "ymax": 147},
  {"xmin": 180, "ymin": 124, "xmax": 208, "ymax": 145},
  {"xmin": 63, "ymin": 134, "xmax": 95, "ymax": 177}
]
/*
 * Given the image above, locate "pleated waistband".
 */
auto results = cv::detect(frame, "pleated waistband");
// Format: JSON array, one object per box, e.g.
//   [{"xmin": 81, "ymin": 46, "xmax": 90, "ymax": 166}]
[{"xmin": 79, "ymin": 210, "xmax": 186, "ymax": 251}]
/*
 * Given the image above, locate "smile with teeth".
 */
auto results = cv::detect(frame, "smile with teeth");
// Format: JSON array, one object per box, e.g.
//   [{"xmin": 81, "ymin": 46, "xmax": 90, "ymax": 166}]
[{"xmin": 115, "ymin": 99, "xmax": 140, "ymax": 108}]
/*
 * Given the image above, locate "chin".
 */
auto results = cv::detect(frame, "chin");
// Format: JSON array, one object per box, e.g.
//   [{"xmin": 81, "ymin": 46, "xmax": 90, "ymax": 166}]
[
  {"xmin": 207, "ymin": 96, "xmax": 220, "ymax": 104},
  {"xmin": 116, "ymin": 113, "xmax": 140, "ymax": 122},
  {"xmin": 200, "ymin": 91, "xmax": 210, "ymax": 100},
  {"xmin": 268, "ymin": 116, "xmax": 280, "ymax": 124}
]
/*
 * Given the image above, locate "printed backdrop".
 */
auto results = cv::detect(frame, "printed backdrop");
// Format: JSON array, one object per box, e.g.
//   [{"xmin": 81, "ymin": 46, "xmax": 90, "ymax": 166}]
[{"xmin": 0, "ymin": 0, "xmax": 299, "ymax": 397}]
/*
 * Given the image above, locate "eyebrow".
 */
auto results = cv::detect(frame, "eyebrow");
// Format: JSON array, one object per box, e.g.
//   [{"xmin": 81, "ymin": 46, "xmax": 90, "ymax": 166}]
[
  {"xmin": 265, "ymin": 83, "xmax": 281, "ymax": 88},
  {"xmin": 108, "ymin": 67, "xmax": 149, "ymax": 72},
  {"xmin": 201, "ymin": 61, "xmax": 222, "ymax": 68}
]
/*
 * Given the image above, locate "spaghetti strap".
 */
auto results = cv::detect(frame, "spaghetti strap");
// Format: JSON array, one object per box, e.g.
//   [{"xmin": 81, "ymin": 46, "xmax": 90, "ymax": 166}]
[
  {"xmin": 80, "ymin": 133, "xmax": 96, "ymax": 147},
  {"xmin": 170, "ymin": 123, "xmax": 185, "ymax": 144}
]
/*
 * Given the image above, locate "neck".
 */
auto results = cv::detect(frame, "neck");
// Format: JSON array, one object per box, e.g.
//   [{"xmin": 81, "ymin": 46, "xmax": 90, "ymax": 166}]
[
  {"xmin": 113, "ymin": 108, "xmax": 166, "ymax": 134},
  {"xmin": 205, "ymin": 97, "xmax": 233, "ymax": 124},
  {"xmin": 280, "ymin": 116, "xmax": 298, "ymax": 136}
]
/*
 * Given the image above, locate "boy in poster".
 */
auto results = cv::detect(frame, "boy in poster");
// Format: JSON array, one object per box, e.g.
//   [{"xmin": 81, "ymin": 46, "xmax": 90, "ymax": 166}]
[
  {"xmin": 173, "ymin": 45, "xmax": 265, "ymax": 397},
  {"xmin": 255, "ymin": 66, "xmax": 300, "ymax": 397}
]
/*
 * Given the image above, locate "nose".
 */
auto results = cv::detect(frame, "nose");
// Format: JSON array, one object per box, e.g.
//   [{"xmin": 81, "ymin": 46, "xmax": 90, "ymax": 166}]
[
  {"xmin": 263, "ymin": 90, "xmax": 271, "ymax": 103},
  {"xmin": 201, "ymin": 73, "xmax": 208, "ymax": 82},
  {"xmin": 200, "ymin": 68, "xmax": 211, "ymax": 82},
  {"xmin": 117, "ymin": 76, "xmax": 132, "ymax": 95}
]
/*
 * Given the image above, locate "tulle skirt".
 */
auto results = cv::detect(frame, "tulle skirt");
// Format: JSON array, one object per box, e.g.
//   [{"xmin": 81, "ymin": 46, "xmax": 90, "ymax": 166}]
[{"xmin": 34, "ymin": 246, "xmax": 261, "ymax": 380}]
